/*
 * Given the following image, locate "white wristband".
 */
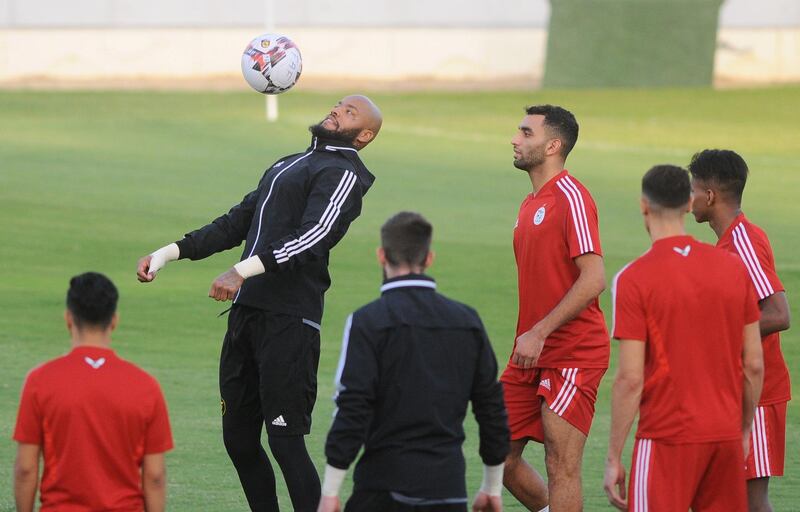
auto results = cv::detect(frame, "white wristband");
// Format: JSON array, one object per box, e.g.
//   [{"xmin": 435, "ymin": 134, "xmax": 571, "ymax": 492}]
[
  {"xmin": 321, "ymin": 464, "xmax": 347, "ymax": 497},
  {"xmin": 233, "ymin": 256, "xmax": 266, "ymax": 279},
  {"xmin": 479, "ymin": 463, "xmax": 504, "ymax": 497},
  {"xmin": 149, "ymin": 243, "xmax": 180, "ymax": 275}
]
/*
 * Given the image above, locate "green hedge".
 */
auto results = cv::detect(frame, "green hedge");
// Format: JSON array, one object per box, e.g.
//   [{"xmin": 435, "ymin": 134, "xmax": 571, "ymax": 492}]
[{"xmin": 543, "ymin": 0, "xmax": 723, "ymax": 87}]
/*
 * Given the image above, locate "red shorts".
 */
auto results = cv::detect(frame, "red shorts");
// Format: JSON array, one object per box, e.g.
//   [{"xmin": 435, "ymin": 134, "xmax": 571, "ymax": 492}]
[
  {"xmin": 745, "ymin": 402, "xmax": 787, "ymax": 479},
  {"xmin": 628, "ymin": 438, "xmax": 746, "ymax": 512},
  {"xmin": 500, "ymin": 366, "xmax": 605, "ymax": 442}
]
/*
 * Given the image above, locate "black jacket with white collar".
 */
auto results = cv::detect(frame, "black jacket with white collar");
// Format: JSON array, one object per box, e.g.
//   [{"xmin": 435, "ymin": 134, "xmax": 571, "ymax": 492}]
[
  {"xmin": 175, "ymin": 136, "xmax": 375, "ymax": 323},
  {"xmin": 326, "ymin": 274, "xmax": 509, "ymax": 500}
]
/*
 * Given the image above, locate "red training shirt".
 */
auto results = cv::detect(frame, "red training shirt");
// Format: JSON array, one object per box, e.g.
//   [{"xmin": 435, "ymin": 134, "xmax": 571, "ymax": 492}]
[
  {"xmin": 512, "ymin": 170, "xmax": 609, "ymax": 369},
  {"xmin": 613, "ymin": 236, "xmax": 760, "ymax": 443},
  {"xmin": 717, "ymin": 213, "xmax": 791, "ymax": 406},
  {"xmin": 14, "ymin": 346, "xmax": 173, "ymax": 511}
]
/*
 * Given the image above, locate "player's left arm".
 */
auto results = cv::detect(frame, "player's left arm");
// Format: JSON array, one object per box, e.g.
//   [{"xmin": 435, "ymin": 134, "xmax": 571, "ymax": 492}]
[
  {"xmin": 513, "ymin": 252, "xmax": 605, "ymax": 367},
  {"xmin": 735, "ymin": 230, "xmax": 789, "ymax": 337},
  {"xmin": 142, "ymin": 453, "xmax": 167, "ymax": 512},
  {"xmin": 758, "ymin": 291, "xmax": 790, "ymax": 337},
  {"xmin": 14, "ymin": 443, "xmax": 40, "ymax": 512},
  {"xmin": 604, "ymin": 339, "xmax": 645, "ymax": 511},
  {"xmin": 209, "ymin": 166, "xmax": 363, "ymax": 301}
]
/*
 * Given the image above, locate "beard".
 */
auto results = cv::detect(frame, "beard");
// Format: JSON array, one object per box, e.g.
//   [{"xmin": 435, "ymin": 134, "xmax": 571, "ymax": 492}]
[
  {"xmin": 513, "ymin": 144, "xmax": 547, "ymax": 171},
  {"xmin": 309, "ymin": 122, "xmax": 362, "ymax": 146}
]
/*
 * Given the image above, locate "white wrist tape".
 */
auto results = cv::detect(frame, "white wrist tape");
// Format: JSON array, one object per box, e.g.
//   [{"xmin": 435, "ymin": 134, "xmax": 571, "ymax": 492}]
[
  {"xmin": 233, "ymin": 256, "xmax": 266, "ymax": 279},
  {"xmin": 321, "ymin": 464, "xmax": 347, "ymax": 497},
  {"xmin": 479, "ymin": 463, "xmax": 504, "ymax": 497},
  {"xmin": 149, "ymin": 243, "xmax": 180, "ymax": 275}
]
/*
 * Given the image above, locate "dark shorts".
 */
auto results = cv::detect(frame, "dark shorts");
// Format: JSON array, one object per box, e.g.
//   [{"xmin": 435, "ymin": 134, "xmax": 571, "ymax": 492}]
[
  {"xmin": 219, "ymin": 304, "xmax": 321, "ymax": 436},
  {"xmin": 344, "ymin": 490, "xmax": 467, "ymax": 512}
]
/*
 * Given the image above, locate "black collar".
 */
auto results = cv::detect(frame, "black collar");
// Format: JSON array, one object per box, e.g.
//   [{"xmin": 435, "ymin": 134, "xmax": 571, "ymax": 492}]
[
  {"xmin": 309, "ymin": 136, "xmax": 358, "ymax": 154},
  {"xmin": 380, "ymin": 273, "xmax": 437, "ymax": 294}
]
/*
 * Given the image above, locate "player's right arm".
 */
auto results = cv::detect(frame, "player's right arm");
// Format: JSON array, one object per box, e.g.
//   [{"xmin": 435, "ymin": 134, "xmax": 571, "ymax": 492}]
[
  {"xmin": 470, "ymin": 317, "xmax": 508, "ymax": 510},
  {"xmin": 14, "ymin": 443, "xmax": 40, "ymax": 512},
  {"xmin": 741, "ymin": 320, "xmax": 764, "ymax": 456},
  {"xmin": 142, "ymin": 453, "xmax": 167, "ymax": 512},
  {"xmin": 604, "ymin": 339, "xmax": 644, "ymax": 511},
  {"xmin": 136, "ymin": 187, "xmax": 261, "ymax": 282},
  {"xmin": 605, "ymin": 267, "xmax": 646, "ymax": 511},
  {"xmin": 320, "ymin": 313, "xmax": 379, "ymax": 506}
]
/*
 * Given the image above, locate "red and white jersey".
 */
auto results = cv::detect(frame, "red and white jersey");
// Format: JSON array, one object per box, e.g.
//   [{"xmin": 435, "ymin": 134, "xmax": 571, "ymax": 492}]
[
  {"xmin": 717, "ymin": 213, "xmax": 791, "ymax": 405},
  {"xmin": 14, "ymin": 346, "xmax": 173, "ymax": 511},
  {"xmin": 613, "ymin": 236, "xmax": 760, "ymax": 443},
  {"xmin": 513, "ymin": 170, "xmax": 609, "ymax": 369}
]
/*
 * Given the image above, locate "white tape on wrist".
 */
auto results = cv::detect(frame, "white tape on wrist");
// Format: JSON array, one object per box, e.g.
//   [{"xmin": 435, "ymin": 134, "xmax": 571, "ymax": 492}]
[
  {"xmin": 321, "ymin": 464, "xmax": 347, "ymax": 497},
  {"xmin": 479, "ymin": 463, "xmax": 504, "ymax": 497},
  {"xmin": 149, "ymin": 243, "xmax": 180, "ymax": 275},
  {"xmin": 233, "ymin": 256, "xmax": 266, "ymax": 279}
]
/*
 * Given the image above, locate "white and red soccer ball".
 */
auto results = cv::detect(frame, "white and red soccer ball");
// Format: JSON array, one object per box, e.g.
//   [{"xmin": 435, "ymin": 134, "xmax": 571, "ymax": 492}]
[{"xmin": 241, "ymin": 33, "xmax": 302, "ymax": 94}]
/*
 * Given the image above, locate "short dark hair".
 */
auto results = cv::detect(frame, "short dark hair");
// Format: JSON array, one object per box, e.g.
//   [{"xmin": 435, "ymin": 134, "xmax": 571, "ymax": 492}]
[
  {"xmin": 380, "ymin": 212, "xmax": 433, "ymax": 267},
  {"xmin": 642, "ymin": 165, "xmax": 691, "ymax": 209},
  {"xmin": 687, "ymin": 149, "xmax": 748, "ymax": 202},
  {"xmin": 66, "ymin": 272, "xmax": 119, "ymax": 329},
  {"xmin": 525, "ymin": 104, "xmax": 579, "ymax": 157}
]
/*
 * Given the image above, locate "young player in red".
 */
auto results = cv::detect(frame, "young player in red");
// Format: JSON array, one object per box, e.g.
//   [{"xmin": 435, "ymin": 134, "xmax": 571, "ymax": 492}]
[
  {"xmin": 689, "ymin": 149, "xmax": 791, "ymax": 512},
  {"xmin": 605, "ymin": 165, "xmax": 764, "ymax": 512},
  {"xmin": 502, "ymin": 105, "xmax": 608, "ymax": 511},
  {"xmin": 13, "ymin": 273, "xmax": 173, "ymax": 512}
]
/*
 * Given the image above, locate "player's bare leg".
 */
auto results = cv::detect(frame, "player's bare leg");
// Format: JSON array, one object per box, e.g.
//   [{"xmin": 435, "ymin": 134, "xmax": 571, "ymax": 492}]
[
  {"xmin": 747, "ymin": 478, "xmax": 773, "ymax": 512},
  {"xmin": 503, "ymin": 438, "xmax": 549, "ymax": 510},
  {"xmin": 542, "ymin": 405, "xmax": 587, "ymax": 512}
]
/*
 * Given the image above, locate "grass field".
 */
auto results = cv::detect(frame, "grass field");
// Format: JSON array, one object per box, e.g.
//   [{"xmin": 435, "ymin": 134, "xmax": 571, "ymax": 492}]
[{"xmin": 1, "ymin": 87, "xmax": 798, "ymax": 510}]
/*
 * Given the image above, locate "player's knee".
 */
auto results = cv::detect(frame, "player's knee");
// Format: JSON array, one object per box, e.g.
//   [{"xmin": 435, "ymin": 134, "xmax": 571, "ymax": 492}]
[
  {"xmin": 544, "ymin": 451, "xmax": 581, "ymax": 480},
  {"xmin": 267, "ymin": 434, "xmax": 307, "ymax": 464},
  {"xmin": 222, "ymin": 427, "xmax": 260, "ymax": 463}
]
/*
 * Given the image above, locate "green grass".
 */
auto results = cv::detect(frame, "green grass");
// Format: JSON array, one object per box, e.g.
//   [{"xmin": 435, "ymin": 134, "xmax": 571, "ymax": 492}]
[{"xmin": 1, "ymin": 88, "xmax": 798, "ymax": 510}]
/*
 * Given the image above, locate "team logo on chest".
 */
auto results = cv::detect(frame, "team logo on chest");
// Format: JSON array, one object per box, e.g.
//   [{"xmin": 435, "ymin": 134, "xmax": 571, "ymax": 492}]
[{"xmin": 533, "ymin": 206, "xmax": 546, "ymax": 226}]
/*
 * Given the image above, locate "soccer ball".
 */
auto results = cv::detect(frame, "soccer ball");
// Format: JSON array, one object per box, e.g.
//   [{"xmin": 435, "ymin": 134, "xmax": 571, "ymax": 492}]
[{"xmin": 241, "ymin": 33, "xmax": 303, "ymax": 94}]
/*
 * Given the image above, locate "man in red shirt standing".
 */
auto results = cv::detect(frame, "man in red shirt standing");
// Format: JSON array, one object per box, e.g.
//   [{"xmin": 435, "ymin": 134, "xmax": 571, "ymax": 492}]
[
  {"xmin": 13, "ymin": 272, "xmax": 174, "ymax": 512},
  {"xmin": 502, "ymin": 105, "xmax": 608, "ymax": 511},
  {"xmin": 688, "ymin": 149, "xmax": 791, "ymax": 512},
  {"xmin": 605, "ymin": 165, "xmax": 764, "ymax": 511}
]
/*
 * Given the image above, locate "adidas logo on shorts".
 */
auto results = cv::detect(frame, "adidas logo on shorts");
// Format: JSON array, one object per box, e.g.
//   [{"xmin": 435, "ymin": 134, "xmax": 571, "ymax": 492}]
[
  {"xmin": 271, "ymin": 415, "xmax": 287, "ymax": 427},
  {"xmin": 540, "ymin": 378, "xmax": 551, "ymax": 391}
]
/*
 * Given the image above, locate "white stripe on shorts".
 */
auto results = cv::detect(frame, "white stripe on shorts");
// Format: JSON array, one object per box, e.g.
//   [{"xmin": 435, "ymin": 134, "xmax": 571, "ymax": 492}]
[{"xmin": 634, "ymin": 438, "xmax": 652, "ymax": 512}]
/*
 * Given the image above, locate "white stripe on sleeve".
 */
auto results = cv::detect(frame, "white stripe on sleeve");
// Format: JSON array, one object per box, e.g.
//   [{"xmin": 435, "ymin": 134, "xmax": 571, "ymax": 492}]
[
  {"xmin": 556, "ymin": 178, "xmax": 593, "ymax": 254},
  {"xmin": 273, "ymin": 170, "xmax": 357, "ymax": 264},
  {"xmin": 732, "ymin": 224, "xmax": 774, "ymax": 300},
  {"xmin": 331, "ymin": 314, "xmax": 354, "ymax": 418},
  {"xmin": 562, "ymin": 176, "xmax": 594, "ymax": 252}
]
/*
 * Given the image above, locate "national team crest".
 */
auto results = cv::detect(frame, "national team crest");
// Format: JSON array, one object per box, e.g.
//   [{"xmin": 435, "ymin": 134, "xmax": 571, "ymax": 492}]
[{"xmin": 533, "ymin": 206, "xmax": 546, "ymax": 225}]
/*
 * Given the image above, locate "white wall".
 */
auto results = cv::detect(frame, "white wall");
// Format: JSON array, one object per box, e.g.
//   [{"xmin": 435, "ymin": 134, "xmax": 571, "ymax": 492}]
[
  {"xmin": 0, "ymin": 27, "xmax": 547, "ymax": 87},
  {"xmin": 0, "ymin": 1, "xmax": 797, "ymax": 87},
  {"xmin": 1, "ymin": 25, "xmax": 797, "ymax": 88},
  {"xmin": 1, "ymin": 0, "xmax": 798, "ymax": 28}
]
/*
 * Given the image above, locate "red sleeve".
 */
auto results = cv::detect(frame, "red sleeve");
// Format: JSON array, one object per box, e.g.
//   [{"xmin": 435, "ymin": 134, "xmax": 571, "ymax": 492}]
[
  {"xmin": 144, "ymin": 381, "xmax": 173, "ymax": 454},
  {"xmin": 732, "ymin": 225, "xmax": 784, "ymax": 300},
  {"xmin": 612, "ymin": 266, "xmax": 646, "ymax": 342},
  {"xmin": 743, "ymin": 272, "xmax": 761, "ymax": 325},
  {"xmin": 13, "ymin": 370, "xmax": 43, "ymax": 445},
  {"xmin": 558, "ymin": 179, "xmax": 603, "ymax": 258}
]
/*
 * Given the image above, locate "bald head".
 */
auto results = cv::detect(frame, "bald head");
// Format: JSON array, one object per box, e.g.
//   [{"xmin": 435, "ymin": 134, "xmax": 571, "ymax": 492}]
[{"xmin": 311, "ymin": 94, "xmax": 383, "ymax": 150}]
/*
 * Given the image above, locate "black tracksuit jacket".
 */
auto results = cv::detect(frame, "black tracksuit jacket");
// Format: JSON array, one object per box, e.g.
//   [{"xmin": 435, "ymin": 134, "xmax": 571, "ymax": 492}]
[
  {"xmin": 325, "ymin": 274, "xmax": 510, "ymax": 500},
  {"xmin": 175, "ymin": 136, "xmax": 375, "ymax": 323}
]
